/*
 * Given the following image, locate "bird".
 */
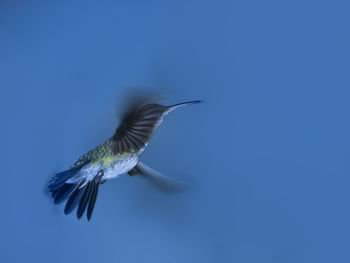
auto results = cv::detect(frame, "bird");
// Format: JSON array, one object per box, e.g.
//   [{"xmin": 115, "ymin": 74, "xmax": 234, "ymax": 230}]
[{"xmin": 48, "ymin": 99, "xmax": 202, "ymax": 221}]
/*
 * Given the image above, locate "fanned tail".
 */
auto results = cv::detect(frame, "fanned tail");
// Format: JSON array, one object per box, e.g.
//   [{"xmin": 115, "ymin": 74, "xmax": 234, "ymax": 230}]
[{"xmin": 48, "ymin": 167, "xmax": 103, "ymax": 221}]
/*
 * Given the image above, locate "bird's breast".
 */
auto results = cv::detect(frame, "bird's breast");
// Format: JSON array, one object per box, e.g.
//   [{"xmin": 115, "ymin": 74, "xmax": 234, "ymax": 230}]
[{"xmin": 99, "ymin": 153, "xmax": 139, "ymax": 180}]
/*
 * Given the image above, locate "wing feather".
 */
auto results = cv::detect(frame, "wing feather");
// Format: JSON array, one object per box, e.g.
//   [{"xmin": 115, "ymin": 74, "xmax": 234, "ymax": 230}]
[
  {"xmin": 112, "ymin": 100, "xmax": 201, "ymax": 155},
  {"xmin": 112, "ymin": 103, "xmax": 168, "ymax": 154}
]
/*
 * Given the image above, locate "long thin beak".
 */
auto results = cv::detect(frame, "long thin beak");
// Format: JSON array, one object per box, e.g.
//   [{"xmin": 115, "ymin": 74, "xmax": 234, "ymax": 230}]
[{"xmin": 167, "ymin": 100, "xmax": 203, "ymax": 112}]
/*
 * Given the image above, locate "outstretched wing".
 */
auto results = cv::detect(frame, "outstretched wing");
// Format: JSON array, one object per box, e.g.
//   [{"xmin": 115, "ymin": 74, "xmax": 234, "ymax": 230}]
[
  {"xmin": 112, "ymin": 100, "xmax": 202, "ymax": 155},
  {"xmin": 112, "ymin": 103, "xmax": 168, "ymax": 154}
]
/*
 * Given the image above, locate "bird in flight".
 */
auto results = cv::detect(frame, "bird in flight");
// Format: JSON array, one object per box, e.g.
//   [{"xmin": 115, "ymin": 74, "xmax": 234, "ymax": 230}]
[{"xmin": 48, "ymin": 99, "xmax": 201, "ymax": 221}]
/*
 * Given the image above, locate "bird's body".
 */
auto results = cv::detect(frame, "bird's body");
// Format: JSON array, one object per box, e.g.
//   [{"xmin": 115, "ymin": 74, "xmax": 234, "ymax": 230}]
[
  {"xmin": 69, "ymin": 139, "xmax": 140, "ymax": 182},
  {"xmin": 48, "ymin": 99, "xmax": 201, "ymax": 221}
]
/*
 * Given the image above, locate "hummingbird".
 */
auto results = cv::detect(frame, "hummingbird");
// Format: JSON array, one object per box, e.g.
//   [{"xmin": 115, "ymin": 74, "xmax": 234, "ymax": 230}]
[{"xmin": 48, "ymin": 99, "xmax": 201, "ymax": 221}]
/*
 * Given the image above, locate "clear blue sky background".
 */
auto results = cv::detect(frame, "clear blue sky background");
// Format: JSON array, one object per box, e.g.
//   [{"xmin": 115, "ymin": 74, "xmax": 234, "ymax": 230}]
[{"xmin": 1, "ymin": 0, "xmax": 350, "ymax": 262}]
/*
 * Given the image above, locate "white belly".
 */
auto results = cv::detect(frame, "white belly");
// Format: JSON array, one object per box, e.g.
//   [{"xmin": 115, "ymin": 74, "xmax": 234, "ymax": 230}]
[
  {"xmin": 66, "ymin": 154, "xmax": 139, "ymax": 184},
  {"xmin": 102, "ymin": 155, "xmax": 139, "ymax": 180}
]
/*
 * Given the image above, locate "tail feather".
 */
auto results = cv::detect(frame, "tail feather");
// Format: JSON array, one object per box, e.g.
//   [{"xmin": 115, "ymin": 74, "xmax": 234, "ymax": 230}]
[
  {"xmin": 64, "ymin": 181, "xmax": 86, "ymax": 215},
  {"xmin": 48, "ymin": 166, "xmax": 102, "ymax": 221},
  {"xmin": 77, "ymin": 182, "xmax": 94, "ymax": 219},
  {"xmin": 48, "ymin": 165, "xmax": 84, "ymax": 192},
  {"xmin": 52, "ymin": 183, "xmax": 77, "ymax": 204},
  {"xmin": 87, "ymin": 181, "xmax": 99, "ymax": 221}
]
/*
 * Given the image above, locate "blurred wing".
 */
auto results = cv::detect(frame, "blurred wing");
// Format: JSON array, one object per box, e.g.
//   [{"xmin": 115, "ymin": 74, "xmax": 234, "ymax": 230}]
[
  {"xmin": 112, "ymin": 103, "xmax": 169, "ymax": 154},
  {"xmin": 128, "ymin": 162, "xmax": 189, "ymax": 194}
]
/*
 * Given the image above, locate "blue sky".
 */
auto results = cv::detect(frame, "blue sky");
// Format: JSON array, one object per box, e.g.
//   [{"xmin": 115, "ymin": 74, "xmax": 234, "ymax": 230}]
[{"xmin": 1, "ymin": 0, "xmax": 350, "ymax": 262}]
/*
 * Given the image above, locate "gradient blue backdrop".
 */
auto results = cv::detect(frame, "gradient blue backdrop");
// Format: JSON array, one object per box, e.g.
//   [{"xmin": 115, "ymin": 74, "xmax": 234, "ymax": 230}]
[{"xmin": 1, "ymin": 0, "xmax": 350, "ymax": 262}]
